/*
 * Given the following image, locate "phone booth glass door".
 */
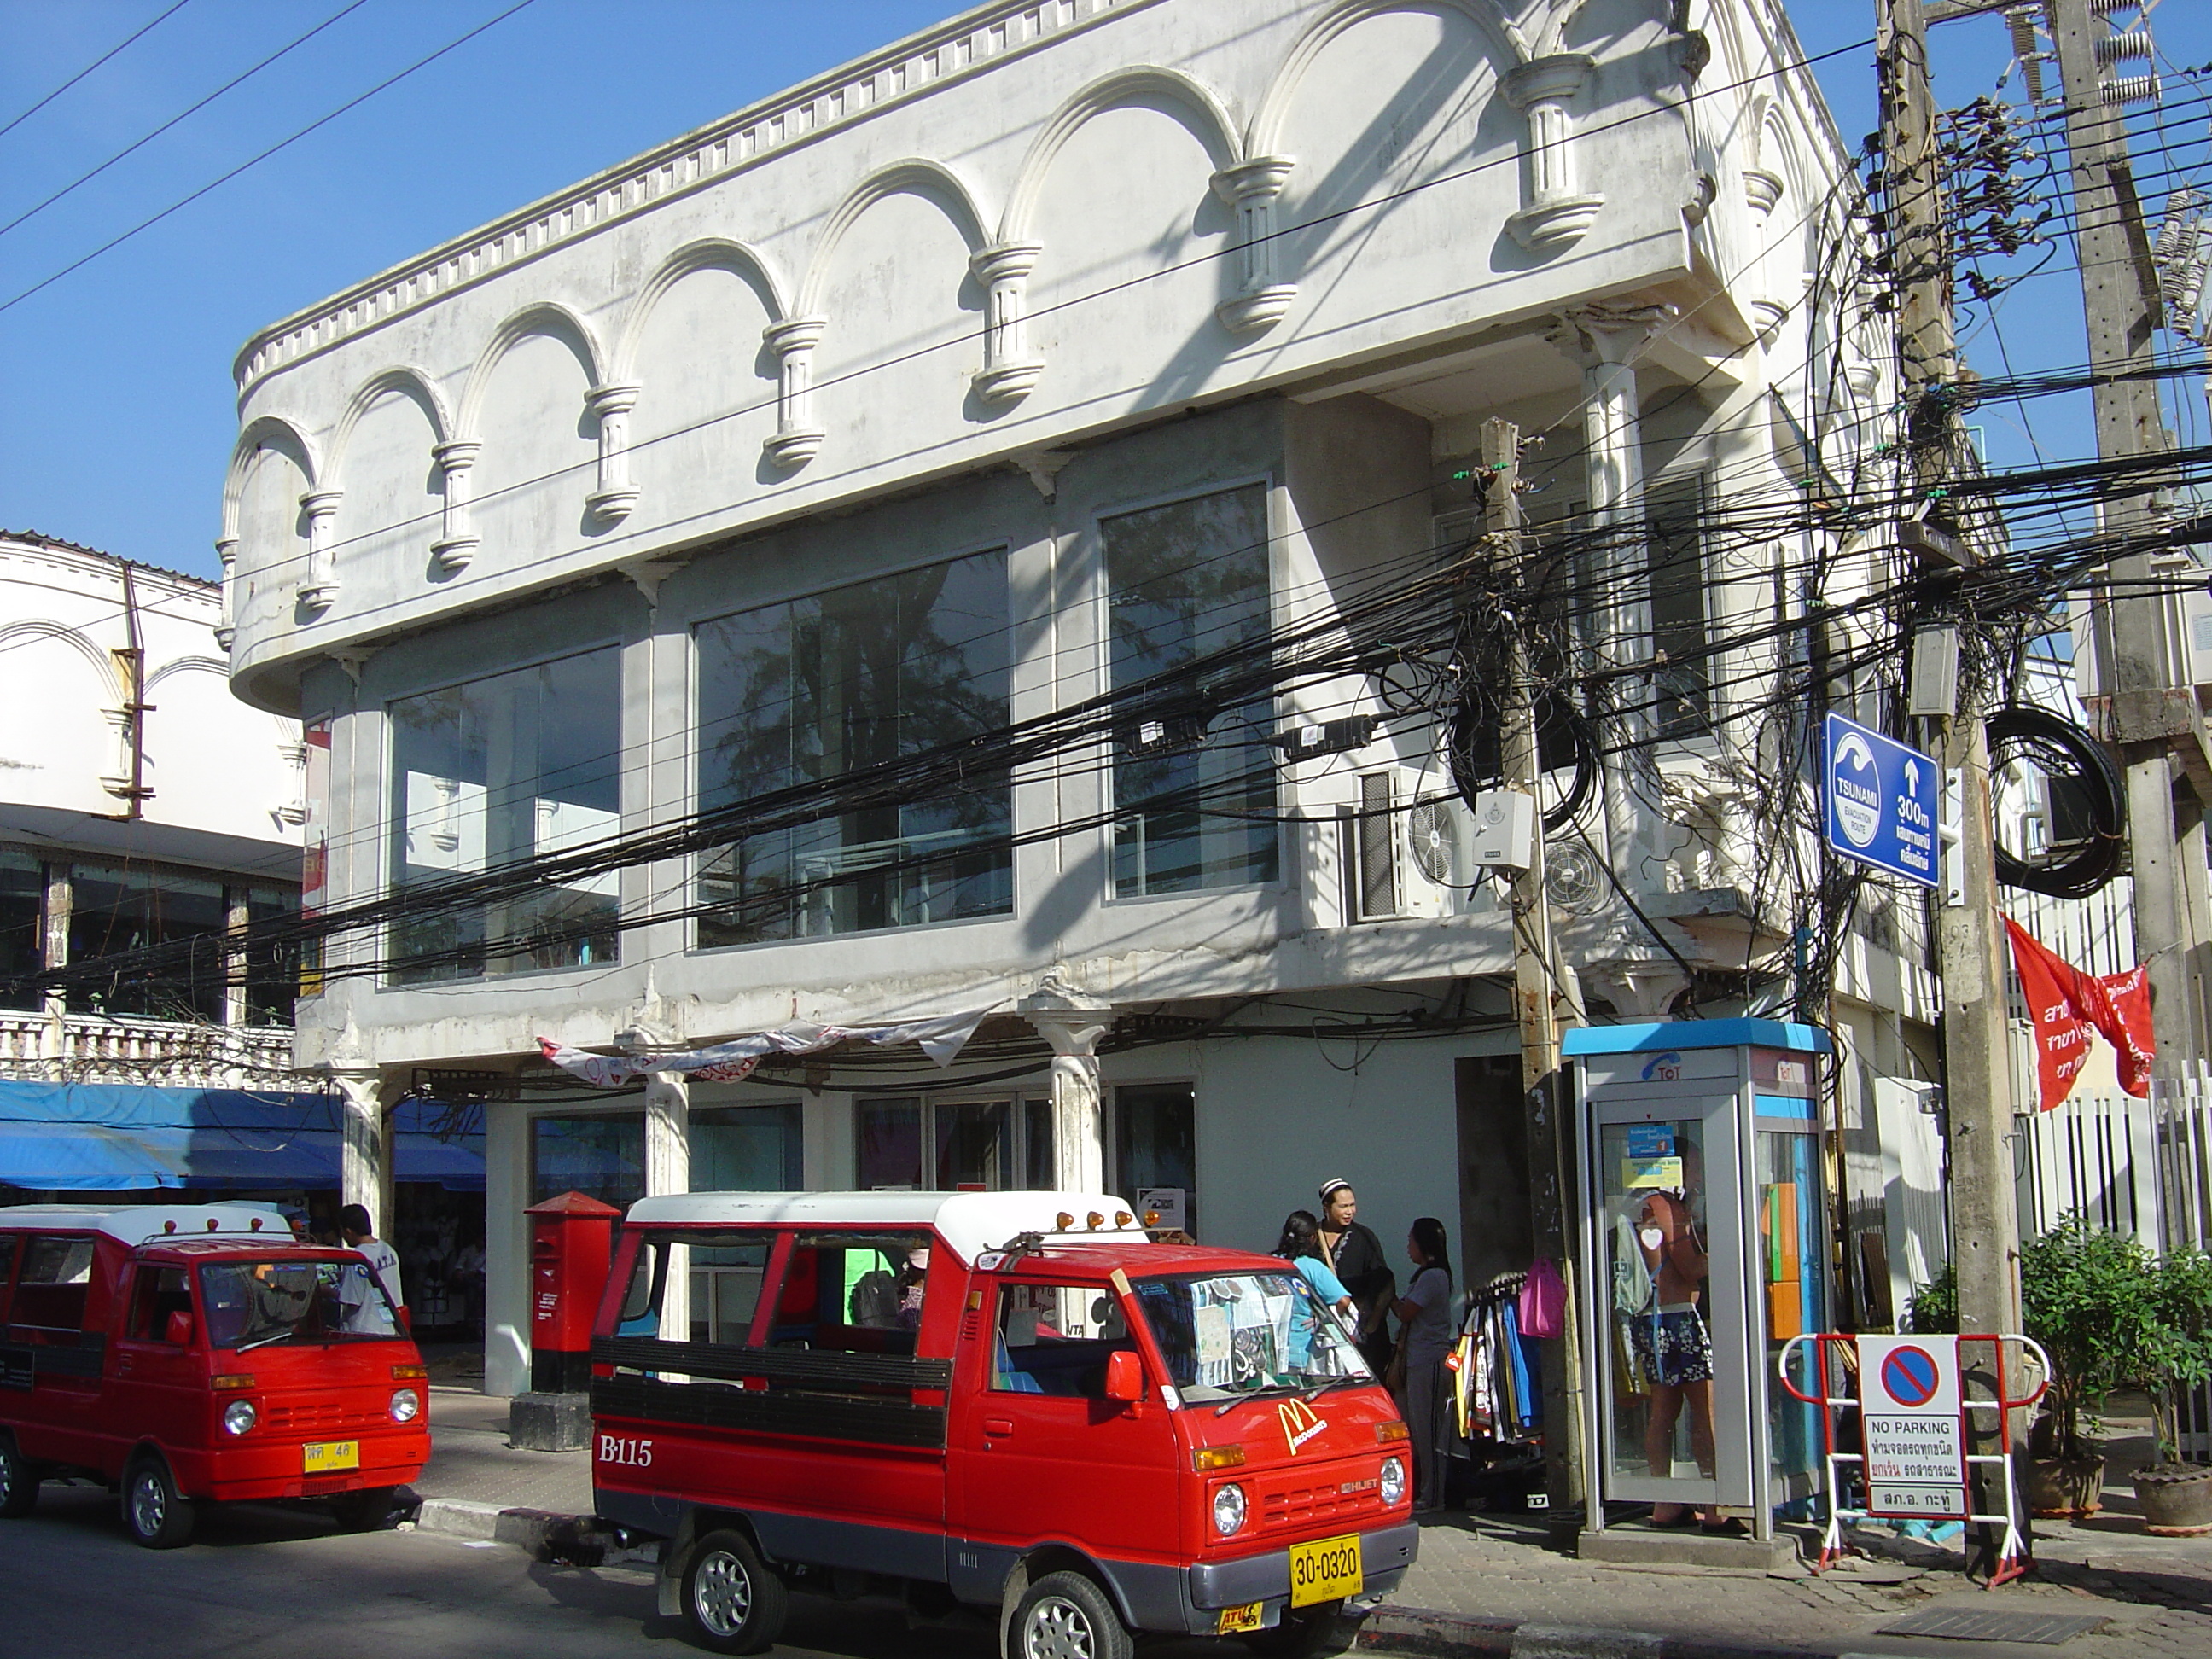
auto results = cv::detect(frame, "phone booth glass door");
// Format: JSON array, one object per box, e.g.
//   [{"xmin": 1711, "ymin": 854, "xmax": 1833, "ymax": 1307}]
[
  {"xmin": 1592, "ymin": 1096, "xmax": 1749, "ymax": 1514},
  {"xmin": 1757, "ymin": 1114, "xmax": 1829, "ymax": 1509}
]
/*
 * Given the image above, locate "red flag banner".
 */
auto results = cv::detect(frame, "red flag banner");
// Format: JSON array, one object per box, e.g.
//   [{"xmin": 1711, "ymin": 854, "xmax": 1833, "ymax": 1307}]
[{"xmin": 2001, "ymin": 918, "xmax": 2155, "ymax": 1110}]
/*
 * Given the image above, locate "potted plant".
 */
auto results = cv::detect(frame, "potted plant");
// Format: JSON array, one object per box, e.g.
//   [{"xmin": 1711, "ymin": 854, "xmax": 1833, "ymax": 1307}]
[
  {"xmin": 1909, "ymin": 1214, "xmax": 2159, "ymax": 1518},
  {"xmin": 2132, "ymin": 1244, "xmax": 2212, "ymax": 1536}
]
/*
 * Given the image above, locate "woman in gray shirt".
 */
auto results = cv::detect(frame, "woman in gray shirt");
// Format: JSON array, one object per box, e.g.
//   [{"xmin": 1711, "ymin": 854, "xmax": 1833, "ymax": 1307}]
[{"xmin": 1392, "ymin": 1216, "xmax": 1454, "ymax": 1511}]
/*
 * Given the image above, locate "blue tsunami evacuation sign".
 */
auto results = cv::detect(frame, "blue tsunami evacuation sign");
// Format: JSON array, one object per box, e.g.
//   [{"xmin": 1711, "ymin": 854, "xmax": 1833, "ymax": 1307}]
[{"xmin": 1823, "ymin": 713, "xmax": 1939, "ymax": 889}]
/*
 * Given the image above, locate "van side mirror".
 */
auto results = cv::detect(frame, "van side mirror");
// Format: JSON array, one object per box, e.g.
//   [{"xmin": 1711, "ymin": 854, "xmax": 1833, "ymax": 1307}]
[
  {"xmin": 1103, "ymin": 1349, "xmax": 1144, "ymax": 1403},
  {"xmin": 164, "ymin": 1310, "xmax": 194, "ymax": 1347}
]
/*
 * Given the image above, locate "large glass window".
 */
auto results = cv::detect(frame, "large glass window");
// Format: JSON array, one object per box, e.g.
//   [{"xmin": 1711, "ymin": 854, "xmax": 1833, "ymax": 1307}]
[
  {"xmin": 67, "ymin": 861, "xmax": 226, "ymax": 1022},
  {"xmin": 242, "ymin": 883, "xmax": 299, "ymax": 1027},
  {"xmin": 532, "ymin": 1112, "xmax": 645, "ymax": 1208},
  {"xmin": 690, "ymin": 1103, "xmax": 801, "ymax": 1191},
  {"xmin": 0, "ymin": 849, "xmax": 41, "ymax": 1011},
  {"xmin": 856, "ymin": 1096, "xmax": 1049, "ymax": 1190},
  {"xmin": 1646, "ymin": 475, "xmax": 1710, "ymax": 739},
  {"xmin": 1115, "ymin": 1082, "xmax": 1197, "ymax": 1238},
  {"xmin": 1104, "ymin": 485, "xmax": 1278, "ymax": 896},
  {"xmin": 696, "ymin": 550, "xmax": 1011, "ymax": 945},
  {"xmin": 389, "ymin": 649, "xmax": 620, "ymax": 983}
]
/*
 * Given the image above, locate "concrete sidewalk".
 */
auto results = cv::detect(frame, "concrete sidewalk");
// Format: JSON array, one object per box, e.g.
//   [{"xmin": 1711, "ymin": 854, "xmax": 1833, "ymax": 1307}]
[{"xmin": 402, "ymin": 1388, "xmax": 2212, "ymax": 1658}]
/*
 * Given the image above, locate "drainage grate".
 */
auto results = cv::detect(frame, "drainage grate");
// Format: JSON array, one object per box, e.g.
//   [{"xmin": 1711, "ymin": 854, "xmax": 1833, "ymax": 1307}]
[{"xmin": 1877, "ymin": 1608, "xmax": 2111, "ymax": 1644}]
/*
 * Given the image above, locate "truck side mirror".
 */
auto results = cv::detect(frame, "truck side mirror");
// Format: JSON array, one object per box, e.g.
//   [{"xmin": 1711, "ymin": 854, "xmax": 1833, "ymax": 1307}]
[
  {"xmin": 1103, "ymin": 1349, "xmax": 1144, "ymax": 1403},
  {"xmin": 164, "ymin": 1310, "xmax": 194, "ymax": 1347}
]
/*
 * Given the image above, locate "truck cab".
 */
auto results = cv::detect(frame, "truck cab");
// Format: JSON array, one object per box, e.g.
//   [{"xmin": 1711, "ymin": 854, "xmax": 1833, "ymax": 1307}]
[
  {"xmin": 0, "ymin": 1203, "xmax": 433, "ymax": 1547},
  {"xmin": 591, "ymin": 1190, "xmax": 1417, "ymax": 1657}
]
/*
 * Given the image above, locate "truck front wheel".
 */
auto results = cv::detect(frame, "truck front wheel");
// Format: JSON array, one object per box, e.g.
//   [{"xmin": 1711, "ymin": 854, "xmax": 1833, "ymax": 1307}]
[
  {"xmin": 122, "ymin": 1454, "xmax": 195, "ymax": 1549},
  {"xmin": 681, "ymin": 1528, "xmax": 788, "ymax": 1655},
  {"xmin": 1013, "ymin": 1570, "xmax": 1134, "ymax": 1659}
]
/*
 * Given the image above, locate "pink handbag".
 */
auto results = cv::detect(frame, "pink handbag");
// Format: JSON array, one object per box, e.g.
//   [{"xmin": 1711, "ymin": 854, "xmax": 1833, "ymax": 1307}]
[{"xmin": 1518, "ymin": 1257, "xmax": 1566, "ymax": 1339}]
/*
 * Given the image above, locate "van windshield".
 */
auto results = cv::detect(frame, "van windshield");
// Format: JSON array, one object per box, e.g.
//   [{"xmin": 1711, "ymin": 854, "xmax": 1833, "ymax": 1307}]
[
  {"xmin": 1132, "ymin": 1270, "xmax": 1372, "ymax": 1404},
  {"xmin": 198, "ymin": 1260, "xmax": 399, "ymax": 1350}
]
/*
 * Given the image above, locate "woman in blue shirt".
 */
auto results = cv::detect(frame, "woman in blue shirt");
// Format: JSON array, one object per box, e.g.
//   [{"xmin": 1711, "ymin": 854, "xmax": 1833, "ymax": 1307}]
[{"xmin": 1273, "ymin": 1210, "xmax": 1353, "ymax": 1371}]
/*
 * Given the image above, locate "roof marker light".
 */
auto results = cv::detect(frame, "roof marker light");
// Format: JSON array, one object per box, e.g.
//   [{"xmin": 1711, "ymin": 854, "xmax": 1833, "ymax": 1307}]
[
  {"xmin": 249, "ymin": 1218, "xmax": 263, "ymax": 1231},
  {"xmin": 1143, "ymin": 1210, "xmax": 1161, "ymax": 1228},
  {"xmin": 1055, "ymin": 1212, "xmax": 1074, "ymax": 1231},
  {"xmin": 207, "ymin": 1219, "xmax": 220, "ymax": 1231},
  {"xmin": 1086, "ymin": 1212, "xmax": 1103, "ymax": 1230},
  {"xmin": 1115, "ymin": 1211, "xmax": 1132, "ymax": 1228},
  {"xmin": 163, "ymin": 1221, "xmax": 177, "ymax": 1233}
]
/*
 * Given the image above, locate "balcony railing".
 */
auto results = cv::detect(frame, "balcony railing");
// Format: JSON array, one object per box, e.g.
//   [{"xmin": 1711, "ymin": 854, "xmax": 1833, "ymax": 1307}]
[{"xmin": 0, "ymin": 1011, "xmax": 299, "ymax": 1091}]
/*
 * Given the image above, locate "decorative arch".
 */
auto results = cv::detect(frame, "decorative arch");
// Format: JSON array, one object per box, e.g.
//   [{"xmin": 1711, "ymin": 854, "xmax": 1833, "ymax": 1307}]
[
  {"xmin": 220, "ymin": 415, "xmax": 321, "ymax": 541},
  {"xmin": 0, "ymin": 619, "xmax": 124, "ymax": 701},
  {"xmin": 456, "ymin": 301, "xmax": 606, "ymax": 437},
  {"xmin": 1001, "ymin": 67, "xmax": 1243, "ymax": 244},
  {"xmin": 794, "ymin": 160, "xmax": 992, "ymax": 318},
  {"xmin": 1249, "ymin": 0, "xmax": 1528, "ymax": 158},
  {"xmin": 326, "ymin": 366, "xmax": 451, "ymax": 488},
  {"xmin": 613, "ymin": 238, "xmax": 791, "ymax": 381},
  {"xmin": 145, "ymin": 655, "xmax": 231, "ymax": 692}
]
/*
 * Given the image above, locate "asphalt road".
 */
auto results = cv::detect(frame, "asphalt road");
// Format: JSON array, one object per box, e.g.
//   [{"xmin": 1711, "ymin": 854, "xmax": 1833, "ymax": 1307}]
[{"xmin": 0, "ymin": 1484, "xmax": 1252, "ymax": 1659}]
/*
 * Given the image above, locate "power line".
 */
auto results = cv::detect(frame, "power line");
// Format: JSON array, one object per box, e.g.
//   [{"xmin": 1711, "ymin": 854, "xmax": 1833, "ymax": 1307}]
[{"xmin": 0, "ymin": 0, "xmax": 194, "ymax": 143}]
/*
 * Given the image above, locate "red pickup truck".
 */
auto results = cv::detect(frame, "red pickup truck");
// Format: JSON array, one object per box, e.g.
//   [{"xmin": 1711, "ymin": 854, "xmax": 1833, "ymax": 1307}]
[
  {"xmin": 590, "ymin": 1190, "xmax": 1418, "ymax": 1656},
  {"xmin": 0, "ymin": 1203, "xmax": 431, "ymax": 1546}
]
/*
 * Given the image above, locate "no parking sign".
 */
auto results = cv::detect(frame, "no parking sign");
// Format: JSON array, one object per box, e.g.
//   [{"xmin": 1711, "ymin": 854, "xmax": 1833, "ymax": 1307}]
[{"xmin": 1859, "ymin": 1335, "xmax": 1966, "ymax": 1517}]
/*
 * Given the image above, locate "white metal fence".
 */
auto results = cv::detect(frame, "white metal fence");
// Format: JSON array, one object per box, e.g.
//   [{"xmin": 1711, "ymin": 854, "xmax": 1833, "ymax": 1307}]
[{"xmin": 2152, "ymin": 1068, "xmax": 2212, "ymax": 1460}]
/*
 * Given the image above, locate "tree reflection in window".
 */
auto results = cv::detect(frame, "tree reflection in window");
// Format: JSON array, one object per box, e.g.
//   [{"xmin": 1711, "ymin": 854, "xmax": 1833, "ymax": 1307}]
[
  {"xmin": 1105, "ymin": 485, "xmax": 1278, "ymax": 896},
  {"xmin": 696, "ymin": 550, "xmax": 1011, "ymax": 944}
]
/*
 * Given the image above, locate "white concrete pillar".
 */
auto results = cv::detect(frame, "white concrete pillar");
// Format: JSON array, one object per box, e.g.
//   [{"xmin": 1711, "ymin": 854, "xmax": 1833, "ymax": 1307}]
[
  {"xmin": 432, "ymin": 440, "xmax": 481, "ymax": 573},
  {"xmin": 212, "ymin": 536, "xmax": 240, "ymax": 651},
  {"xmin": 763, "ymin": 317, "xmax": 827, "ymax": 467},
  {"xmin": 1503, "ymin": 54, "xmax": 1604, "ymax": 253},
  {"xmin": 972, "ymin": 242, "xmax": 1045, "ymax": 403},
  {"xmin": 586, "ymin": 382, "xmax": 643, "ymax": 522},
  {"xmin": 483, "ymin": 1102, "xmax": 531, "ymax": 1397},
  {"xmin": 1019, "ymin": 977, "xmax": 1114, "ymax": 1196},
  {"xmin": 643, "ymin": 1071, "xmax": 690, "ymax": 1342},
  {"xmin": 333, "ymin": 1066, "xmax": 387, "ymax": 1235},
  {"xmin": 297, "ymin": 488, "xmax": 342, "ymax": 611},
  {"xmin": 1211, "ymin": 156, "xmax": 1297, "ymax": 333}
]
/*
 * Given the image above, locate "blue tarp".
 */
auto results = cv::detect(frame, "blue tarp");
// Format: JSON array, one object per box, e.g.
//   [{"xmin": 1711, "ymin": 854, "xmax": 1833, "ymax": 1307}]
[{"xmin": 0, "ymin": 1083, "xmax": 486, "ymax": 1192}]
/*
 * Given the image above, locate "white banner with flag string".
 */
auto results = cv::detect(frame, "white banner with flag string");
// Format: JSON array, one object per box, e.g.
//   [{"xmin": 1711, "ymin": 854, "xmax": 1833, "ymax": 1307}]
[{"xmin": 538, "ymin": 1007, "xmax": 995, "ymax": 1088}]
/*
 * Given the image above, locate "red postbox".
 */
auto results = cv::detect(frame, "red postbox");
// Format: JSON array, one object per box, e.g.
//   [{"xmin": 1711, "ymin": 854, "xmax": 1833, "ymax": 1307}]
[{"xmin": 527, "ymin": 1190, "xmax": 620, "ymax": 1394}]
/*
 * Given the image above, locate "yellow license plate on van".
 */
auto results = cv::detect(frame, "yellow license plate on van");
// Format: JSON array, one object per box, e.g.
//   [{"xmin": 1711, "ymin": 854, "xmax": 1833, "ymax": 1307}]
[
  {"xmin": 1288, "ymin": 1533, "xmax": 1362, "ymax": 1607},
  {"xmin": 303, "ymin": 1441, "xmax": 358, "ymax": 1474}
]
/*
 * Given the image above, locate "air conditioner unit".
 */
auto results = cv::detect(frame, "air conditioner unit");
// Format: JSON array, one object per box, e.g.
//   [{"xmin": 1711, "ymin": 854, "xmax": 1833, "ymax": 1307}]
[{"xmin": 1348, "ymin": 771, "xmax": 1475, "ymax": 921}]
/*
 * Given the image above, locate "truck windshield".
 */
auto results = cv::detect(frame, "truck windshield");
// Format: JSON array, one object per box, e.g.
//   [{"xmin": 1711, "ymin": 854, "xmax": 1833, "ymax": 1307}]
[
  {"xmin": 198, "ymin": 1260, "xmax": 399, "ymax": 1350},
  {"xmin": 1132, "ymin": 1271, "xmax": 1372, "ymax": 1403}
]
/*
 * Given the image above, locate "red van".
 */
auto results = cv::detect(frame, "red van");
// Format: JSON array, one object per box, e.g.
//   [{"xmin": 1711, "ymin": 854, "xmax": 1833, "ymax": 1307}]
[
  {"xmin": 590, "ymin": 1191, "xmax": 1418, "ymax": 1658},
  {"xmin": 0, "ymin": 1203, "xmax": 432, "ymax": 1547}
]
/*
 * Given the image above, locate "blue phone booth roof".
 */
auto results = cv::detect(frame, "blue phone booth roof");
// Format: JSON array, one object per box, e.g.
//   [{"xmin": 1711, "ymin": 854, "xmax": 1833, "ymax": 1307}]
[{"xmin": 1560, "ymin": 1018, "xmax": 1831, "ymax": 1057}]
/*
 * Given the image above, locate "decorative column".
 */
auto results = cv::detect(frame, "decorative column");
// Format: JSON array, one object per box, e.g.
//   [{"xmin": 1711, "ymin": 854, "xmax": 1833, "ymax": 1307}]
[
  {"xmin": 1550, "ymin": 306, "xmax": 1672, "ymax": 888},
  {"xmin": 432, "ymin": 440, "xmax": 482, "ymax": 572},
  {"xmin": 1502, "ymin": 55, "xmax": 1604, "ymax": 253},
  {"xmin": 970, "ymin": 242, "xmax": 1045, "ymax": 404},
  {"xmin": 586, "ymin": 382, "xmax": 643, "ymax": 522},
  {"xmin": 762, "ymin": 317, "xmax": 827, "ymax": 468},
  {"xmin": 213, "ymin": 536, "xmax": 239, "ymax": 650},
  {"xmin": 332, "ymin": 1065, "xmax": 389, "ymax": 1238},
  {"xmin": 1018, "ymin": 974, "xmax": 1114, "ymax": 1197},
  {"xmin": 296, "ymin": 488, "xmax": 343, "ymax": 612},
  {"xmin": 1211, "ymin": 156, "xmax": 1298, "ymax": 333},
  {"xmin": 1743, "ymin": 166, "xmax": 1790, "ymax": 344},
  {"xmin": 642, "ymin": 1069, "xmax": 690, "ymax": 1342}
]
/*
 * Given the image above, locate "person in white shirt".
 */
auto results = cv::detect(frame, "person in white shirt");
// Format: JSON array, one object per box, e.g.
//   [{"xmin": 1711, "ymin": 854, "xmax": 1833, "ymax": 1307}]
[{"xmin": 336, "ymin": 1203, "xmax": 404, "ymax": 1336}]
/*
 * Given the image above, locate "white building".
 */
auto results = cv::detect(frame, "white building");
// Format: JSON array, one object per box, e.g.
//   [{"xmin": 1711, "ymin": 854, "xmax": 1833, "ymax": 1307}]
[{"xmin": 217, "ymin": 0, "xmax": 1906, "ymax": 1400}]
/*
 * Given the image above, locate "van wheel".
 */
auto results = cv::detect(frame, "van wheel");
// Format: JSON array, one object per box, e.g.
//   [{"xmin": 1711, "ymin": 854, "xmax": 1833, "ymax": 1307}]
[
  {"xmin": 329, "ymin": 1486, "xmax": 396, "ymax": 1532},
  {"xmin": 681, "ymin": 1528, "xmax": 788, "ymax": 1654},
  {"xmin": 0, "ymin": 1437, "xmax": 38, "ymax": 1518},
  {"xmin": 1243, "ymin": 1601, "xmax": 1348, "ymax": 1658},
  {"xmin": 1013, "ymin": 1570, "xmax": 1134, "ymax": 1659},
  {"xmin": 122, "ymin": 1455, "xmax": 195, "ymax": 1549}
]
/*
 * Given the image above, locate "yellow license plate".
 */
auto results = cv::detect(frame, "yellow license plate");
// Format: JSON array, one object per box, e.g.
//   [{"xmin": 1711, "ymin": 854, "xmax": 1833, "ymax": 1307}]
[
  {"xmin": 1288, "ymin": 1533, "xmax": 1363, "ymax": 1608},
  {"xmin": 303, "ymin": 1441, "xmax": 358, "ymax": 1474},
  {"xmin": 1216, "ymin": 1603, "xmax": 1264, "ymax": 1634}
]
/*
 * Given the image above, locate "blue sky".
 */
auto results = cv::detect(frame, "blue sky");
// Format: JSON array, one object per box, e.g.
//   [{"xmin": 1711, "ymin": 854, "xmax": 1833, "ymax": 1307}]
[{"xmin": 1, "ymin": 1, "xmax": 2206, "ymax": 581}]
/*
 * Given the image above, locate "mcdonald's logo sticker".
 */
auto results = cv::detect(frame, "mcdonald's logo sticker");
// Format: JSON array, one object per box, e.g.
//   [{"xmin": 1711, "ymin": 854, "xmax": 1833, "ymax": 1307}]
[{"xmin": 1278, "ymin": 1398, "xmax": 1327, "ymax": 1456}]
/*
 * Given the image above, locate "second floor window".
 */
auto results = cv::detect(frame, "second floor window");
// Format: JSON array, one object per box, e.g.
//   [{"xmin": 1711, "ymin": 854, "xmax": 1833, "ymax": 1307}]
[
  {"xmin": 695, "ymin": 549, "xmax": 1012, "ymax": 945},
  {"xmin": 388, "ymin": 649, "xmax": 621, "ymax": 984}
]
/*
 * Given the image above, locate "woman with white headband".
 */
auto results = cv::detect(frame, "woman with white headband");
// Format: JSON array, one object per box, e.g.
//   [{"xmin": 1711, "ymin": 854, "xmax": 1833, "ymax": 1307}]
[{"xmin": 1315, "ymin": 1179, "xmax": 1396, "ymax": 1374}]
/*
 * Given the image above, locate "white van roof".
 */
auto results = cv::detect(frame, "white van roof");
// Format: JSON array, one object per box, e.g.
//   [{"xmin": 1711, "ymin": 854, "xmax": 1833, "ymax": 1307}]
[
  {"xmin": 0, "ymin": 1202, "xmax": 294, "ymax": 1246},
  {"xmin": 622, "ymin": 1190, "xmax": 1152, "ymax": 1266}
]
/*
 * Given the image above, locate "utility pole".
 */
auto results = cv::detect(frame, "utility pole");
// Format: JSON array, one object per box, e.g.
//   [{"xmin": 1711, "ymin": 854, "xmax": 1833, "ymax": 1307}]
[
  {"xmin": 1879, "ymin": 0, "xmax": 2022, "ymax": 1567},
  {"xmin": 1483, "ymin": 416, "xmax": 1586, "ymax": 1516},
  {"xmin": 2046, "ymin": 0, "xmax": 2208, "ymax": 1073}
]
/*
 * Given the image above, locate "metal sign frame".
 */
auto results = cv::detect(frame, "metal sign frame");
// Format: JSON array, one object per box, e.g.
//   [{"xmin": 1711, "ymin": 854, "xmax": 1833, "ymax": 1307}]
[{"xmin": 1778, "ymin": 1331, "xmax": 2050, "ymax": 1587}]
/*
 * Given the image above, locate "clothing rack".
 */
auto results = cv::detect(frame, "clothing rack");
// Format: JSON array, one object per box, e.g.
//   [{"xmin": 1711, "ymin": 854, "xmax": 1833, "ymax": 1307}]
[{"xmin": 1447, "ymin": 1270, "xmax": 1540, "ymax": 1446}]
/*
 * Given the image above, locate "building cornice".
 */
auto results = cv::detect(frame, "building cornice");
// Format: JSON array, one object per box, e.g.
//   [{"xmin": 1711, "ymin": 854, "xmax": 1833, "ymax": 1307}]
[{"xmin": 231, "ymin": 0, "xmax": 1159, "ymax": 396}]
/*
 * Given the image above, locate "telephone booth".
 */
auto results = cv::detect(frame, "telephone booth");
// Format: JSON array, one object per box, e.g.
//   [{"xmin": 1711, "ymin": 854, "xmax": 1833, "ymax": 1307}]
[{"xmin": 1565, "ymin": 1019, "xmax": 1834, "ymax": 1541}]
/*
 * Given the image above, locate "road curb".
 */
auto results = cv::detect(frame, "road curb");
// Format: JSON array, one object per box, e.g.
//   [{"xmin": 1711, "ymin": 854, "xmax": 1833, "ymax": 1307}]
[
  {"xmin": 1358, "ymin": 1606, "xmax": 1827, "ymax": 1659},
  {"xmin": 410, "ymin": 1498, "xmax": 644, "ymax": 1566}
]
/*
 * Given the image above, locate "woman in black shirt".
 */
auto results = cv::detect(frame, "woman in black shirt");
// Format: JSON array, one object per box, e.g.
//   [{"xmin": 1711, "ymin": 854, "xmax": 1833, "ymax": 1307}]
[{"xmin": 1316, "ymin": 1179, "xmax": 1397, "ymax": 1373}]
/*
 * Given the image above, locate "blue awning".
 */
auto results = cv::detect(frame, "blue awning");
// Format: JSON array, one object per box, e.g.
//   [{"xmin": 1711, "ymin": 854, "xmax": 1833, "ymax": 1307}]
[{"xmin": 0, "ymin": 1083, "xmax": 485, "ymax": 1193}]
